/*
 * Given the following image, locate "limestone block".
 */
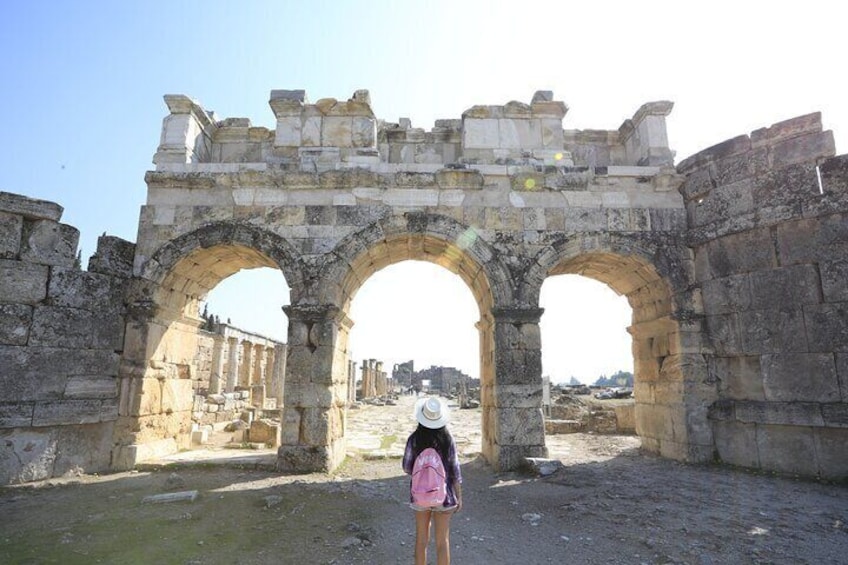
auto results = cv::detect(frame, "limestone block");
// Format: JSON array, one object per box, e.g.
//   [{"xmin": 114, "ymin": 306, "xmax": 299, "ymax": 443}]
[
  {"xmin": 29, "ymin": 306, "xmax": 124, "ymax": 350},
  {"xmin": 351, "ymin": 117, "xmax": 375, "ymax": 148},
  {"xmin": 0, "ymin": 304, "xmax": 32, "ymax": 345},
  {"xmin": 274, "ymin": 116, "xmax": 302, "ymax": 147},
  {"xmin": 323, "ymin": 116, "xmax": 352, "ymax": 147},
  {"xmin": 0, "ymin": 428, "xmax": 59, "ymax": 483},
  {"xmin": 434, "ymin": 169, "xmax": 484, "ymax": 189},
  {"xmin": 64, "ymin": 376, "xmax": 118, "ymax": 399},
  {"xmin": 690, "ymin": 179, "xmax": 754, "ymax": 228},
  {"xmin": 704, "ymin": 314, "xmax": 742, "ymax": 355},
  {"xmin": 161, "ymin": 379, "xmax": 194, "ymax": 414},
  {"xmin": 739, "ymin": 308, "xmax": 808, "ymax": 354},
  {"xmin": 498, "ymin": 119, "xmax": 542, "ymax": 149},
  {"xmin": 301, "ymin": 116, "xmax": 322, "ymax": 146},
  {"xmin": 701, "ymin": 274, "xmax": 753, "ymax": 316},
  {"xmin": 32, "ymin": 399, "xmax": 105, "ymax": 426},
  {"xmin": 491, "ymin": 384, "xmax": 543, "ymax": 408},
  {"xmin": 563, "ymin": 208, "xmax": 607, "ymax": 231},
  {"xmin": 820, "ymin": 259, "xmax": 848, "ymax": 302},
  {"xmin": 0, "ymin": 210, "xmax": 23, "ymax": 258},
  {"xmin": 20, "ymin": 220, "xmax": 79, "ymax": 267},
  {"xmin": 298, "ymin": 406, "xmax": 330, "ymax": 445},
  {"xmin": 0, "ymin": 260, "xmax": 49, "ymax": 304},
  {"xmin": 497, "ymin": 408, "xmax": 545, "ymax": 444},
  {"xmin": 749, "ymin": 265, "xmax": 822, "ymax": 311},
  {"xmin": 495, "ymin": 444, "xmax": 548, "ymax": 472},
  {"xmin": 712, "ymin": 420, "xmax": 760, "ymax": 469},
  {"xmin": 463, "ymin": 118, "xmax": 500, "ymax": 149},
  {"xmin": 0, "ymin": 403, "xmax": 34, "ymax": 428},
  {"xmin": 777, "ymin": 215, "xmax": 848, "ymax": 265},
  {"xmin": 813, "ymin": 427, "xmax": 848, "ymax": 478},
  {"xmin": 47, "ymin": 267, "xmax": 127, "ymax": 311},
  {"xmin": 87, "ymin": 235, "xmax": 135, "ymax": 277},
  {"xmin": 276, "ymin": 444, "xmax": 331, "ymax": 472},
  {"xmin": 710, "ymin": 356, "xmax": 764, "ymax": 400},
  {"xmin": 756, "ymin": 424, "xmax": 818, "ymax": 476},
  {"xmin": 249, "ymin": 418, "xmax": 280, "ymax": 446},
  {"xmin": 803, "ymin": 303, "xmax": 848, "ymax": 352},
  {"xmin": 762, "ymin": 353, "xmax": 839, "ymax": 402},
  {"xmin": 0, "ymin": 346, "xmax": 119, "ymax": 402},
  {"xmin": 125, "ymin": 377, "xmax": 163, "ymax": 417}
]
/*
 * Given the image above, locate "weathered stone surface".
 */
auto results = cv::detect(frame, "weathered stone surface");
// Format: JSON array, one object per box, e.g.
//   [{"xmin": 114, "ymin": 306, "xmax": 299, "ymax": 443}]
[
  {"xmin": 761, "ymin": 353, "xmax": 839, "ymax": 402},
  {"xmin": 0, "ymin": 191, "xmax": 63, "ymax": 221},
  {"xmin": 0, "ymin": 210, "xmax": 23, "ymax": 258},
  {"xmin": 19, "ymin": 220, "xmax": 79, "ymax": 267},
  {"xmin": 756, "ymin": 424, "xmax": 819, "ymax": 476},
  {"xmin": 738, "ymin": 308, "xmax": 808, "ymax": 354},
  {"xmin": 87, "ymin": 235, "xmax": 135, "ymax": 277},
  {"xmin": 29, "ymin": 306, "xmax": 124, "ymax": 350},
  {"xmin": 47, "ymin": 267, "xmax": 127, "ymax": 310},
  {"xmin": 64, "ymin": 376, "xmax": 118, "ymax": 399},
  {"xmin": 803, "ymin": 303, "xmax": 848, "ymax": 352},
  {"xmin": 32, "ymin": 399, "xmax": 111, "ymax": 426},
  {"xmin": 0, "ymin": 303, "xmax": 32, "ymax": 345},
  {"xmin": 0, "ymin": 403, "xmax": 34, "ymax": 428},
  {"xmin": 0, "ymin": 260, "xmax": 49, "ymax": 304}
]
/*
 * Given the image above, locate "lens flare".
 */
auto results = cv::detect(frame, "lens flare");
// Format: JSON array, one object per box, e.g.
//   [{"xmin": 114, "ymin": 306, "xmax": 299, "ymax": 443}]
[
  {"xmin": 524, "ymin": 178, "xmax": 536, "ymax": 190},
  {"xmin": 555, "ymin": 152, "xmax": 563, "ymax": 161},
  {"xmin": 456, "ymin": 227, "xmax": 478, "ymax": 250}
]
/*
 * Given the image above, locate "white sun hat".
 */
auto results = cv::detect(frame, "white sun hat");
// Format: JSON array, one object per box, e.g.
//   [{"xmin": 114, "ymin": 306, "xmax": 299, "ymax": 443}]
[{"xmin": 414, "ymin": 397, "xmax": 450, "ymax": 429}]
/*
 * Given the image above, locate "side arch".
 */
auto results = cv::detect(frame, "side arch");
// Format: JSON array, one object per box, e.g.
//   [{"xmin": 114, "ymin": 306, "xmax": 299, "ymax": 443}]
[
  {"xmin": 527, "ymin": 232, "xmax": 715, "ymax": 462},
  {"xmin": 114, "ymin": 222, "xmax": 302, "ymax": 469}
]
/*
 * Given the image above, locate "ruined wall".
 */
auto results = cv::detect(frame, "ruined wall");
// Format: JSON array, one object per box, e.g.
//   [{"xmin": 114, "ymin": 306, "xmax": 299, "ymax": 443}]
[
  {"xmin": 678, "ymin": 114, "xmax": 848, "ymax": 478},
  {"xmin": 0, "ymin": 192, "xmax": 134, "ymax": 484}
]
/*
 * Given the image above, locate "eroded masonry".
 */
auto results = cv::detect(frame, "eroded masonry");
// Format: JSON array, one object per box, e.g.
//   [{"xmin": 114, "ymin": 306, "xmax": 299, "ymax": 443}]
[{"xmin": 2, "ymin": 88, "xmax": 846, "ymax": 484}]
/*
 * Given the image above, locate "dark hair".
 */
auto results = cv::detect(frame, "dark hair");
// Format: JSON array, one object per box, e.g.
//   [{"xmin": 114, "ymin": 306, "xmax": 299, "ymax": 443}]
[{"xmin": 410, "ymin": 423, "xmax": 453, "ymax": 471}]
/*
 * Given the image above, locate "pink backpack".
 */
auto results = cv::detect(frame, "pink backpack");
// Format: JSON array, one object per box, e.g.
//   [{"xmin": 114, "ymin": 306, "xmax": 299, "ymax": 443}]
[{"xmin": 411, "ymin": 447, "xmax": 448, "ymax": 507}]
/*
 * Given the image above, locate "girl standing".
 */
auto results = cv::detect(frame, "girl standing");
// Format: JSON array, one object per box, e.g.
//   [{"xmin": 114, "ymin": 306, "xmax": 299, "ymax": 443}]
[{"xmin": 402, "ymin": 397, "xmax": 463, "ymax": 565}]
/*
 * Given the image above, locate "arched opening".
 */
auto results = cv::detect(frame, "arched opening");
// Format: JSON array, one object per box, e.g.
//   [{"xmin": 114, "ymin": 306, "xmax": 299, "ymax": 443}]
[
  {"xmin": 114, "ymin": 225, "xmax": 297, "ymax": 469},
  {"xmin": 345, "ymin": 260, "xmax": 481, "ymax": 456},
  {"xmin": 535, "ymin": 238, "xmax": 713, "ymax": 462}
]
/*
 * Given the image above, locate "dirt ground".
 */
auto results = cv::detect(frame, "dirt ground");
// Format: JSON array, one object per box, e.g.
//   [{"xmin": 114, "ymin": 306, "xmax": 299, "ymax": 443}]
[{"xmin": 2, "ymin": 398, "xmax": 847, "ymax": 564}]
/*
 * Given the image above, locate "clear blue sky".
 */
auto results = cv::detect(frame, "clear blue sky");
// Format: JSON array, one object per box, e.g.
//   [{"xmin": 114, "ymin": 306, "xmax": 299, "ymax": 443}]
[{"xmin": 2, "ymin": 1, "xmax": 843, "ymax": 383}]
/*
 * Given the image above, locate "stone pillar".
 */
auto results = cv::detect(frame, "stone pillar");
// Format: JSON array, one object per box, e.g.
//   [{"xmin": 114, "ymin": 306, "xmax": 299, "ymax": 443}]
[
  {"xmin": 240, "ymin": 340, "xmax": 253, "ymax": 388},
  {"xmin": 277, "ymin": 304, "xmax": 350, "ymax": 473},
  {"xmin": 360, "ymin": 360, "xmax": 370, "ymax": 399},
  {"xmin": 489, "ymin": 306, "xmax": 548, "ymax": 471},
  {"xmin": 209, "ymin": 334, "xmax": 225, "ymax": 395},
  {"xmin": 271, "ymin": 343, "xmax": 287, "ymax": 402},
  {"xmin": 347, "ymin": 359, "xmax": 357, "ymax": 405},
  {"xmin": 225, "ymin": 336, "xmax": 239, "ymax": 392},
  {"xmin": 253, "ymin": 343, "xmax": 265, "ymax": 385},
  {"xmin": 375, "ymin": 361, "xmax": 385, "ymax": 396}
]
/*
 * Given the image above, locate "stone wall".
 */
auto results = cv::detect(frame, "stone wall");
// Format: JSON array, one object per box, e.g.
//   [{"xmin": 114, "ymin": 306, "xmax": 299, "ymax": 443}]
[
  {"xmin": 678, "ymin": 114, "xmax": 848, "ymax": 477},
  {"xmin": 0, "ymin": 192, "xmax": 134, "ymax": 484}
]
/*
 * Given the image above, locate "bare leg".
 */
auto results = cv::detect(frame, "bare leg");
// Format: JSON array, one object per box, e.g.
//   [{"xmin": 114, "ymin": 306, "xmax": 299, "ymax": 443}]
[
  {"xmin": 433, "ymin": 510, "xmax": 453, "ymax": 565},
  {"xmin": 414, "ymin": 509, "xmax": 432, "ymax": 565}
]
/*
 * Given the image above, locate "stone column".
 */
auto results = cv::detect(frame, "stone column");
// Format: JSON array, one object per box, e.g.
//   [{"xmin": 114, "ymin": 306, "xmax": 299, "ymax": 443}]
[
  {"xmin": 209, "ymin": 334, "xmax": 225, "ymax": 394},
  {"xmin": 225, "ymin": 336, "xmax": 239, "ymax": 392},
  {"xmin": 277, "ymin": 304, "xmax": 350, "ymax": 473},
  {"xmin": 360, "ymin": 360, "xmax": 370, "ymax": 399},
  {"xmin": 347, "ymin": 359, "xmax": 357, "ymax": 405},
  {"xmin": 240, "ymin": 340, "xmax": 253, "ymax": 388},
  {"xmin": 271, "ymin": 343, "xmax": 287, "ymax": 402},
  {"xmin": 375, "ymin": 361, "xmax": 385, "ymax": 396},
  {"xmin": 489, "ymin": 306, "xmax": 548, "ymax": 471},
  {"xmin": 253, "ymin": 343, "xmax": 266, "ymax": 384}
]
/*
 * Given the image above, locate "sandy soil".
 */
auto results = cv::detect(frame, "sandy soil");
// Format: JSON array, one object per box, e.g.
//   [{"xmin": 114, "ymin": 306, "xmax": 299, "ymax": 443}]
[{"xmin": 1, "ymin": 398, "xmax": 846, "ymax": 564}]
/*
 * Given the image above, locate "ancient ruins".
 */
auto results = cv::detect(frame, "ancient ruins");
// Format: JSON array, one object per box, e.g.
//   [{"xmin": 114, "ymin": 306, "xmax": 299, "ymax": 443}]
[{"xmin": 1, "ymin": 88, "xmax": 846, "ymax": 484}]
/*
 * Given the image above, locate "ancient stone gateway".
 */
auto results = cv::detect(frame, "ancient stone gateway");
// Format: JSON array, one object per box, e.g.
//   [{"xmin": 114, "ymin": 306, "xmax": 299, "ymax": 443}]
[{"xmin": 2, "ymin": 87, "xmax": 846, "ymax": 483}]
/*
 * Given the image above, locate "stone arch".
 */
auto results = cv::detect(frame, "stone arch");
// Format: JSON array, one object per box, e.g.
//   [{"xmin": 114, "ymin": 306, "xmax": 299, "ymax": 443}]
[
  {"xmin": 528, "ymin": 232, "xmax": 715, "ymax": 462},
  {"xmin": 278, "ymin": 212, "xmax": 531, "ymax": 471},
  {"xmin": 113, "ymin": 222, "xmax": 300, "ymax": 468}
]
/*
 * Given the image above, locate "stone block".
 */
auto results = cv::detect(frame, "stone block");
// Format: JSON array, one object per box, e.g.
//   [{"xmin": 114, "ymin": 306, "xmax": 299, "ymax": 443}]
[
  {"xmin": 0, "ymin": 259, "xmax": 49, "ymax": 304},
  {"xmin": 814, "ymin": 427, "xmax": 848, "ymax": 478},
  {"xmin": 0, "ymin": 428, "xmax": 58, "ymax": 484},
  {"xmin": 497, "ymin": 408, "xmax": 545, "ymax": 444},
  {"xmin": 777, "ymin": 215, "xmax": 848, "ymax": 265},
  {"xmin": 0, "ymin": 210, "xmax": 23, "ymax": 258},
  {"xmin": 0, "ymin": 191, "xmax": 63, "ymax": 221},
  {"xmin": 770, "ymin": 130, "xmax": 835, "ymax": 169},
  {"xmin": 690, "ymin": 179, "xmax": 754, "ymax": 228},
  {"xmin": 756, "ymin": 424, "xmax": 818, "ymax": 476},
  {"xmin": 701, "ymin": 274, "xmax": 753, "ymax": 316},
  {"xmin": 739, "ymin": 308, "xmax": 808, "ymax": 354},
  {"xmin": 704, "ymin": 314, "xmax": 742, "ymax": 355},
  {"xmin": 20, "ymin": 220, "xmax": 79, "ymax": 267},
  {"xmin": 803, "ymin": 303, "xmax": 848, "ymax": 352},
  {"xmin": 820, "ymin": 259, "xmax": 848, "ymax": 302},
  {"xmin": 86, "ymin": 235, "xmax": 135, "ymax": 277},
  {"xmin": 274, "ymin": 116, "xmax": 302, "ymax": 147},
  {"xmin": 323, "ymin": 116, "xmax": 352, "ymax": 147},
  {"xmin": 0, "ymin": 402, "xmax": 34, "ymax": 428},
  {"xmin": 710, "ymin": 356, "xmax": 764, "ymax": 400},
  {"xmin": 64, "ymin": 376, "xmax": 118, "ymax": 399},
  {"xmin": 491, "ymin": 384, "xmax": 543, "ymax": 408},
  {"xmin": 51, "ymin": 422, "xmax": 114, "ymax": 477},
  {"xmin": 821, "ymin": 403, "xmax": 848, "ymax": 428},
  {"xmin": 0, "ymin": 304, "xmax": 32, "ymax": 345},
  {"xmin": 734, "ymin": 400, "xmax": 824, "ymax": 426},
  {"xmin": 47, "ymin": 266, "xmax": 127, "ymax": 310},
  {"xmin": 32, "ymin": 399, "xmax": 105, "ymax": 426},
  {"xmin": 276, "ymin": 444, "xmax": 331, "ymax": 473},
  {"xmin": 160, "ymin": 378, "xmax": 194, "ymax": 413},
  {"xmin": 494, "ymin": 444, "xmax": 548, "ymax": 472},
  {"xmin": 701, "ymin": 228, "xmax": 777, "ymax": 279},
  {"xmin": 749, "ymin": 265, "xmax": 822, "ymax": 310},
  {"xmin": 762, "ymin": 353, "xmax": 839, "ymax": 402},
  {"xmin": 249, "ymin": 418, "xmax": 280, "ymax": 446},
  {"xmin": 712, "ymin": 420, "xmax": 759, "ymax": 469},
  {"xmin": 0, "ymin": 346, "xmax": 119, "ymax": 402},
  {"xmin": 29, "ymin": 306, "xmax": 124, "ymax": 350}
]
